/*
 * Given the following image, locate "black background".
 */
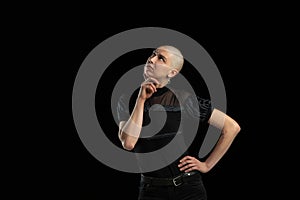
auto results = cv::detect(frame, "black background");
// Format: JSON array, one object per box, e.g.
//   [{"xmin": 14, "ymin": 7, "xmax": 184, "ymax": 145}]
[
  {"xmin": 60, "ymin": 2, "xmax": 296, "ymax": 199},
  {"xmin": 5, "ymin": 2, "xmax": 296, "ymax": 199}
]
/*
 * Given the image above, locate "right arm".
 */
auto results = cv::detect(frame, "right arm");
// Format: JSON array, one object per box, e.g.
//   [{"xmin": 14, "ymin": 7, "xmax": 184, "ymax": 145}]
[
  {"xmin": 118, "ymin": 78, "xmax": 158, "ymax": 150},
  {"xmin": 118, "ymin": 97, "xmax": 145, "ymax": 150}
]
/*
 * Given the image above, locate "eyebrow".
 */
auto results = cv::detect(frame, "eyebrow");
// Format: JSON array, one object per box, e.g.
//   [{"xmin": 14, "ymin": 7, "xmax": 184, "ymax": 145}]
[{"xmin": 153, "ymin": 50, "xmax": 167, "ymax": 61}]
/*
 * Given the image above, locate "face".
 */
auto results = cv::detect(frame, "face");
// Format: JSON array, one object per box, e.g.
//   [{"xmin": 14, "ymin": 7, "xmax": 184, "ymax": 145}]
[{"xmin": 143, "ymin": 48, "xmax": 175, "ymax": 82}]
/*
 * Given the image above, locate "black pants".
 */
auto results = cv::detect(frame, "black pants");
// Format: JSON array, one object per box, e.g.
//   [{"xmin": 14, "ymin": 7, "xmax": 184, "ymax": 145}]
[{"xmin": 138, "ymin": 173, "xmax": 207, "ymax": 200}]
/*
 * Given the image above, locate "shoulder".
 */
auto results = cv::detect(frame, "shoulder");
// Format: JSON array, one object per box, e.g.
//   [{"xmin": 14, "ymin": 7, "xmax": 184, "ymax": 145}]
[{"xmin": 168, "ymin": 88, "xmax": 192, "ymax": 104}]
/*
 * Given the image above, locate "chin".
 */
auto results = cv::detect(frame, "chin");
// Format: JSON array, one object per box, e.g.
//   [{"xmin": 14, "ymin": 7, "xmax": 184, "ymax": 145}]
[{"xmin": 143, "ymin": 73, "xmax": 148, "ymax": 80}]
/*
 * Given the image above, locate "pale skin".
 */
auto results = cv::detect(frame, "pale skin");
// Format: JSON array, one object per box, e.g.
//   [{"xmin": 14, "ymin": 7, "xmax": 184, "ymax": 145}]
[{"xmin": 118, "ymin": 46, "xmax": 241, "ymax": 173}]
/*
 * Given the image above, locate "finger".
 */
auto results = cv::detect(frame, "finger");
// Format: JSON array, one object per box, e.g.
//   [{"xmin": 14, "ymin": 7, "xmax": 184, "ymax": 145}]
[
  {"xmin": 146, "ymin": 77, "xmax": 160, "ymax": 86},
  {"xmin": 142, "ymin": 81, "xmax": 156, "ymax": 89},
  {"xmin": 180, "ymin": 156, "xmax": 194, "ymax": 163},
  {"xmin": 148, "ymin": 83, "xmax": 157, "ymax": 92},
  {"xmin": 184, "ymin": 166, "xmax": 197, "ymax": 172},
  {"xmin": 150, "ymin": 83, "xmax": 157, "ymax": 91},
  {"xmin": 145, "ymin": 83, "xmax": 157, "ymax": 93},
  {"xmin": 142, "ymin": 81, "xmax": 157, "ymax": 89},
  {"xmin": 145, "ymin": 86, "xmax": 154, "ymax": 94},
  {"xmin": 178, "ymin": 160, "xmax": 192, "ymax": 167},
  {"xmin": 146, "ymin": 88, "xmax": 154, "ymax": 94},
  {"xmin": 179, "ymin": 163, "xmax": 196, "ymax": 171}
]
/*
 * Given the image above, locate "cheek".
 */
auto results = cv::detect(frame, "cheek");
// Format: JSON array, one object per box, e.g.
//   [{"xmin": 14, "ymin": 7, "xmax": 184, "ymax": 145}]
[
  {"xmin": 163, "ymin": 68, "xmax": 171, "ymax": 75},
  {"xmin": 153, "ymin": 64, "xmax": 171, "ymax": 76},
  {"xmin": 156, "ymin": 69, "xmax": 168, "ymax": 76}
]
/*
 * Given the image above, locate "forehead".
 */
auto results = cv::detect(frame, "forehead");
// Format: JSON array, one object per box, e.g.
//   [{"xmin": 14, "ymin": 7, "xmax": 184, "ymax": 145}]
[{"xmin": 153, "ymin": 48, "xmax": 172, "ymax": 57}]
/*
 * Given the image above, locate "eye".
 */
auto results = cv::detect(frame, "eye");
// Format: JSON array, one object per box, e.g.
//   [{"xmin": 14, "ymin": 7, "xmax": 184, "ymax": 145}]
[{"xmin": 158, "ymin": 55, "xmax": 166, "ymax": 62}]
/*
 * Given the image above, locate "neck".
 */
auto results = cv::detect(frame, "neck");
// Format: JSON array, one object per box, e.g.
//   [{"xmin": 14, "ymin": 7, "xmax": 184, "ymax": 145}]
[{"xmin": 156, "ymin": 79, "xmax": 169, "ymax": 88}]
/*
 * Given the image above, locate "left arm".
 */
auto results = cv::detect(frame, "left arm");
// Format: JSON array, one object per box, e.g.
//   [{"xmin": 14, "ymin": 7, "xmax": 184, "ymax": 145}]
[{"xmin": 178, "ymin": 108, "xmax": 241, "ymax": 173}]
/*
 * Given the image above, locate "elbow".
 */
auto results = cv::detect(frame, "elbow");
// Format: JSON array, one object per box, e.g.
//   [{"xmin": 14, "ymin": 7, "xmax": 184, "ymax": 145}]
[
  {"xmin": 223, "ymin": 121, "xmax": 241, "ymax": 138},
  {"xmin": 232, "ymin": 122, "xmax": 241, "ymax": 136},
  {"xmin": 123, "ymin": 140, "xmax": 135, "ymax": 151},
  {"xmin": 119, "ymin": 133, "xmax": 136, "ymax": 151}
]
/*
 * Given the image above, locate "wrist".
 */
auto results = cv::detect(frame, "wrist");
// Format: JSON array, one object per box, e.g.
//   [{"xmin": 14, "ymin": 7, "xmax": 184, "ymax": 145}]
[{"xmin": 137, "ymin": 97, "xmax": 146, "ymax": 103}]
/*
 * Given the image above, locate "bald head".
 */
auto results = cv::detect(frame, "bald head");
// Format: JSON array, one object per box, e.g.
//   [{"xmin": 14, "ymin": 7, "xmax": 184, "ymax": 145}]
[{"xmin": 157, "ymin": 45, "xmax": 184, "ymax": 72}]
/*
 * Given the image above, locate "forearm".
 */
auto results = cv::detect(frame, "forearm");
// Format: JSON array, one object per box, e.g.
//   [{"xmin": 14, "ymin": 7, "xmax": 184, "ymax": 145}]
[
  {"xmin": 178, "ymin": 127, "xmax": 239, "ymax": 174},
  {"xmin": 119, "ymin": 78, "xmax": 159, "ymax": 150},
  {"xmin": 204, "ymin": 130, "xmax": 237, "ymax": 170},
  {"xmin": 205, "ymin": 115, "xmax": 241, "ymax": 171},
  {"xmin": 119, "ymin": 98, "xmax": 145, "ymax": 150},
  {"xmin": 127, "ymin": 98, "xmax": 145, "ymax": 127}
]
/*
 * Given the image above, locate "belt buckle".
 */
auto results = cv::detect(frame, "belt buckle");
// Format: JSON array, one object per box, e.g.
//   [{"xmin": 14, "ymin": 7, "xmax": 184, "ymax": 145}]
[{"xmin": 172, "ymin": 175, "xmax": 182, "ymax": 186}]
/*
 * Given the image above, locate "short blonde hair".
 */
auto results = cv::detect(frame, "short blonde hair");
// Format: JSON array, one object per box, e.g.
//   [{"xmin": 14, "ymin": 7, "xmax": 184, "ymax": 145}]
[{"xmin": 157, "ymin": 45, "xmax": 184, "ymax": 72}]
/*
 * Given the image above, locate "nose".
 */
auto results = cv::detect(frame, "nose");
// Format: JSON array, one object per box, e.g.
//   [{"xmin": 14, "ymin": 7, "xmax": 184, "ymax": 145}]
[{"xmin": 148, "ymin": 55, "xmax": 157, "ymax": 64}]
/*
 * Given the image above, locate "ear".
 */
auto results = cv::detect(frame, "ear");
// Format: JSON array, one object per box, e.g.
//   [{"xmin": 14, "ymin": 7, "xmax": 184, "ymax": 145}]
[{"xmin": 167, "ymin": 68, "xmax": 178, "ymax": 78}]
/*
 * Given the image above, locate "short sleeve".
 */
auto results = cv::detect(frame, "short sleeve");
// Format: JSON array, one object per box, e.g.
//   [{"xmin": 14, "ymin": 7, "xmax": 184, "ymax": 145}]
[
  {"xmin": 116, "ymin": 94, "xmax": 130, "ymax": 122},
  {"xmin": 183, "ymin": 95, "xmax": 213, "ymax": 123}
]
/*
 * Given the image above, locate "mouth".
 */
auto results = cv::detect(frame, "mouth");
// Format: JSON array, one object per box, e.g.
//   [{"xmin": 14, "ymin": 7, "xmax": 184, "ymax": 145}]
[{"xmin": 146, "ymin": 64, "xmax": 154, "ymax": 71}]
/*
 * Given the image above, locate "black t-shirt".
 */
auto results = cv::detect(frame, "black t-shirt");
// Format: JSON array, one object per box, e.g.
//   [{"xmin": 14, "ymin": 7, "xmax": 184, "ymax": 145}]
[{"xmin": 117, "ymin": 86, "xmax": 213, "ymax": 177}]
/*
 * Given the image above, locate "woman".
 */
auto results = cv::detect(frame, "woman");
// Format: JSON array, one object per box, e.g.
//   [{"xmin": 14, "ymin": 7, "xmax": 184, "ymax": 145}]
[{"xmin": 117, "ymin": 45, "xmax": 241, "ymax": 200}]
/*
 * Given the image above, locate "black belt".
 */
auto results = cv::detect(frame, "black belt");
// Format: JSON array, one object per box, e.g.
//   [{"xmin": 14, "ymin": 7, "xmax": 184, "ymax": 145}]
[{"xmin": 141, "ymin": 171, "xmax": 199, "ymax": 187}]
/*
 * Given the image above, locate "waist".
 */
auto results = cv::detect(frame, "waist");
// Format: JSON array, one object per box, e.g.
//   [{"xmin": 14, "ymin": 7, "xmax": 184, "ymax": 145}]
[{"xmin": 141, "ymin": 171, "xmax": 200, "ymax": 187}]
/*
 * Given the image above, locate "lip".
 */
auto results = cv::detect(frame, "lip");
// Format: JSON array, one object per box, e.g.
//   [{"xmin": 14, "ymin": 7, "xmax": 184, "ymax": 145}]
[{"xmin": 146, "ymin": 64, "xmax": 154, "ymax": 71}]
